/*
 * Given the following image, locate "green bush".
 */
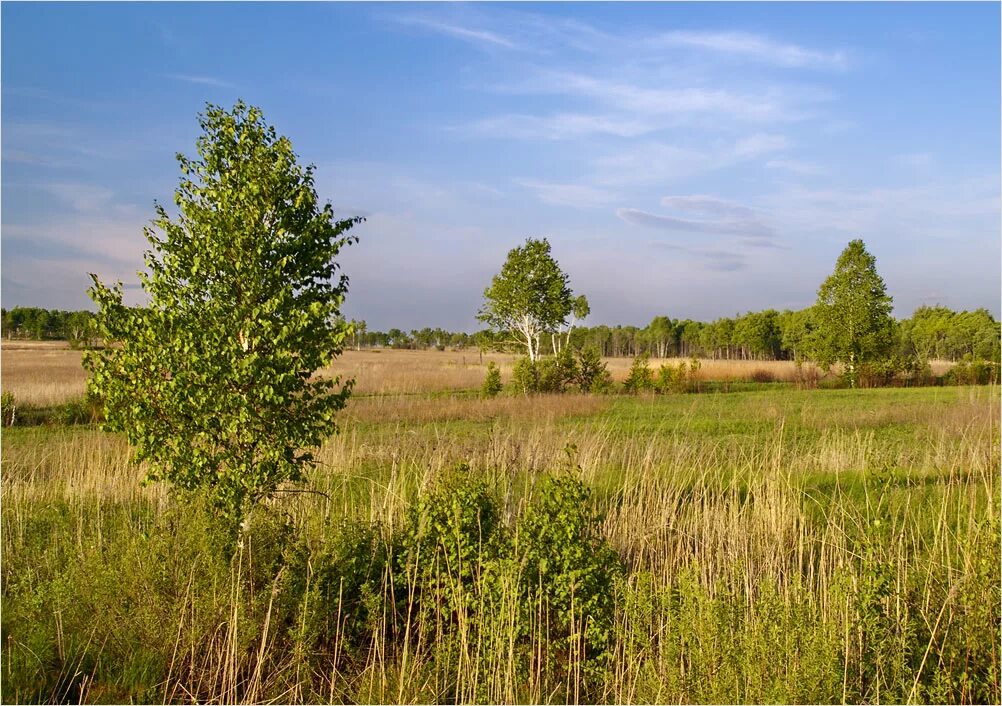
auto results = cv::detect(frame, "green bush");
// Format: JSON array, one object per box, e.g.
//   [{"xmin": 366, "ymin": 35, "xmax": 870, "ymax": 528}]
[
  {"xmin": 576, "ymin": 347, "xmax": 613, "ymax": 393},
  {"xmin": 2, "ymin": 391, "xmax": 16, "ymax": 426},
  {"xmin": 481, "ymin": 361, "xmax": 503, "ymax": 398},
  {"xmin": 537, "ymin": 347, "xmax": 578, "ymax": 393},
  {"xmin": 623, "ymin": 354, "xmax": 655, "ymax": 393},
  {"xmin": 510, "ymin": 356, "xmax": 538, "ymax": 394},
  {"xmin": 944, "ymin": 357, "xmax": 1000, "ymax": 386},
  {"xmin": 56, "ymin": 391, "xmax": 104, "ymax": 425},
  {"xmin": 655, "ymin": 358, "xmax": 701, "ymax": 394},
  {"xmin": 516, "ymin": 475, "xmax": 623, "ymax": 682},
  {"xmin": 395, "ymin": 467, "xmax": 505, "ymax": 630}
]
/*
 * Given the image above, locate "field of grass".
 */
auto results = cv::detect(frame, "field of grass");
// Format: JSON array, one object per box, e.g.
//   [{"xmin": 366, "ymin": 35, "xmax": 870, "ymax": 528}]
[
  {"xmin": 1, "ymin": 346, "xmax": 998, "ymax": 704},
  {"xmin": 0, "ymin": 341, "xmax": 957, "ymax": 407}
]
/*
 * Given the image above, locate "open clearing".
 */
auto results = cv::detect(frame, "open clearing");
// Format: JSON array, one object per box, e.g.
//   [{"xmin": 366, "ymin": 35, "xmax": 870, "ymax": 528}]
[{"xmin": 1, "ymin": 347, "xmax": 998, "ymax": 703}]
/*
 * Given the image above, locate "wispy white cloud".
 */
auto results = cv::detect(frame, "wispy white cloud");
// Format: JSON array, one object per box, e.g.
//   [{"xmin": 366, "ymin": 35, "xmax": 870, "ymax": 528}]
[
  {"xmin": 733, "ymin": 133, "xmax": 790, "ymax": 157},
  {"xmin": 660, "ymin": 195, "xmax": 757, "ymax": 219},
  {"xmin": 647, "ymin": 31, "xmax": 849, "ymax": 70},
  {"xmin": 647, "ymin": 240, "xmax": 748, "ymax": 271},
  {"xmin": 164, "ymin": 73, "xmax": 234, "ymax": 88},
  {"xmin": 594, "ymin": 133, "xmax": 789, "ymax": 186},
  {"xmin": 42, "ymin": 182, "xmax": 117, "ymax": 213},
  {"xmin": 464, "ymin": 112, "xmax": 654, "ymax": 140},
  {"xmin": 618, "ymin": 207, "xmax": 774, "ymax": 239},
  {"xmin": 517, "ymin": 179, "xmax": 619, "ymax": 209},
  {"xmin": 893, "ymin": 152, "xmax": 934, "ymax": 170},
  {"xmin": 765, "ymin": 158, "xmax": 827, "ymax": 176},
  {"xmin": 389, "ymin": 15, "xmax": 517, "ymax": 50},
  {"xmin": 497, "ymin": 70, "xmax": 808, "ymax": 124}
]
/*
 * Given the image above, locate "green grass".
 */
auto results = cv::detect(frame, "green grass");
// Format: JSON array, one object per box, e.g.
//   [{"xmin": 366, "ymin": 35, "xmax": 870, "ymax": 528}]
[{"xmin": 2, "ymin": 385, "xmax": 999, "ymax": 703}]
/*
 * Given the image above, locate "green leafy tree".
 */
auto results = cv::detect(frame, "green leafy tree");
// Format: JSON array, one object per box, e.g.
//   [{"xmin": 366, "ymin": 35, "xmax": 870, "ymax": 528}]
[
  {"xmin": 478, "ymin": 238, "xmax": 574, "ymax": 362},
  {"xmin": 575, "ymin": 346, "xmax": 612, "ymax": 393},
  {"xmin": 84, "ymin": 101, "xmax": 360, "ymax": 528},
  {"xmin": 481, "ymin": 361, "xmax": 503, "ymax": 398},
  {"xmin": 811, "ymin": 239, "xmax": 894, "ymax": 387}
]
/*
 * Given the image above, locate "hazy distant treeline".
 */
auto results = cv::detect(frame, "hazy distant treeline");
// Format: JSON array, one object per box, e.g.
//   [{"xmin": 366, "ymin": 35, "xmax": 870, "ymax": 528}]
[
  {"xmin": 354, "ymin": 306, "xmax": 1001, "ymax": 363},
  {"xmin": 1, "ymin": 307, "xmax": 97, "ymax": 347},
  {"xmin": 5, "ymin": 304, "xmax": 999, "ymax": 363}
]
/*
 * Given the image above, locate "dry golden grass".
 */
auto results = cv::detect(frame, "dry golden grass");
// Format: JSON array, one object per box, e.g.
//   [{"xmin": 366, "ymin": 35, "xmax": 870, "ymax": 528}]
[
  {"xmin": 1, "ymin": 341, "xmax": 90, "ymax": 406},
  {"xmin": 343, "ymin": 391, "xmax": 608, "ymax": 425},
  {"xmin": 0, "ymin": 340, "xmax": 959, "ymax": 407}
]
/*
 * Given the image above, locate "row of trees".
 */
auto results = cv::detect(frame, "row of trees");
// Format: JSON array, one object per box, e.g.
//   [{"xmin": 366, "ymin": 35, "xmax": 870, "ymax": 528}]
[
  {"xmin": 562, "ymin": 305, "xmax": 1000, "ymax": 364},
  {"xmin": 475, "ymin": 238, "xmax": 1000, "ymax": 389},
  {"xmin": 1, "ymin": 307, "xmax": 96, "ymax": 346},
  {"xmin": 7, "ymin": 302, "xmax": 999, "ymax": 365}
]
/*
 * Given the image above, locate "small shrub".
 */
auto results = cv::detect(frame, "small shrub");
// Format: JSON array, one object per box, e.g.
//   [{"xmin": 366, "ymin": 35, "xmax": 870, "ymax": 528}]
[
  {"xmin": 749, "ymin": 368, "xmax": 775, "ymax": 383},
  {"xmin": 656, "ymin": 362, "xmax": 685, "ymax": 393},
  {"xmin": 510, "ymin": 356, "xmax": 538, "ymax": 395},
  {"xmin": 57, "ymin": 391, "xmax": 104, "ymax": 425},
  {"xmin": 516, "ymin": 475, "xmax": 623, "ymax": 683},
  {"xmin": 481, "ymin": 361, "xmax": 503, "ymax": 398},
  {"xmin": 944, "ymin": 357, "xmax": 1000, "ymax": 386},
  {"xmin": 395, "ymin": 466, "xmax": 505, "ymax": 633},
  {"xmin": 655, "ymin": 357, "xmax": 701, "ymax": 393},
  {"xmin": 537, "ymin": 348, "xmax": 578, "ymax": 393},
  {"xmin": 306, "ymin": 519, "xmax": 388, "ymax": 655},
  {"xmin": 576, "ymin": 347, "xmax": 612, "ymax": 393},
  {"xmin": 623, "ymin": 354, "xmax": 655, "ymax": 393},
  {"xmin": 2, "ymin": 391, "xmax": 16, "ymax": 427}
]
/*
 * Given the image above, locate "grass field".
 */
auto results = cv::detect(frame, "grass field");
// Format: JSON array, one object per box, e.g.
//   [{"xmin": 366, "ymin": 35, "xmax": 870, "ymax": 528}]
[
  {"xmin": 0, "ymin": 341, "xmax": 956, "ymax": 406},
  {"xmin": 1, "ymin": 346, "xmax": 998, "ymax": 704}
]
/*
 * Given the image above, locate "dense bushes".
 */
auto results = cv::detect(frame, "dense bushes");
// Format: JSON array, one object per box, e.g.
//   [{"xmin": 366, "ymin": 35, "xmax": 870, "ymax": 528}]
[{"xmin": 505, "ymin": 347, "xmax": 611, "ymax": 395}]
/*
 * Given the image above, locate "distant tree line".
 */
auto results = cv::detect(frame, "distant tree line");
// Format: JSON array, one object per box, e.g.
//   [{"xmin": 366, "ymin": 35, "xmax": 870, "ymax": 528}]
[
  {"xmin": 2, "ymin": 307, "xmax": 97, "ymax": 347},
  {"xmin": 6, "ymin": 305, "xmax": 999, "ymax": 365},
  {"xmin": 350, "ymin": 306, "xmax": 1000, "ymax": 366}
]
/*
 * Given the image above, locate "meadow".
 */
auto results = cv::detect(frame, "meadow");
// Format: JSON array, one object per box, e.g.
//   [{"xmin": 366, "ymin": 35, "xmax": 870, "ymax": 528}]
[{"xmin": 1, "ymin": 344, "xmax": 998, "ymax": 704}]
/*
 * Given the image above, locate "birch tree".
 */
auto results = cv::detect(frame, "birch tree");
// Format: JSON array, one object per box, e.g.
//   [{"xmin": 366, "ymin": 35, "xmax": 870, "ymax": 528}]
[
  {"xmin": 811, "ymin": 239, "xmax": 894, "ymax": 387},
  {"xmin": 478, "ymin": 238, "xmax": 573, "ymax": 362},
  {"xmin": 85, "ymin": 101, "xmax": 360, "ymax": 529}
]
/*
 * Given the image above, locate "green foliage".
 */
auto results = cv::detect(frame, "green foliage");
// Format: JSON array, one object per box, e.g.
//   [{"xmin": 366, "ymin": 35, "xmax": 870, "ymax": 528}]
[
  {"xmin": 623, "ymin": 353, "xmax": 655, "ymax": 393},
  {"xmin": 537, "ymin": 347, "xmax": 579, "ymax": 393},
  {"xmin": 477, "ymin": 238, "xmax": 574, "ymax": 361},
  {"xmin": 516, "ymin": 474, "xmax": 623, "ymax": 680},
  {"xmin": 943, "ymin": 357, "xmax": 1000, "ymax": 386},
  {"xmin": 2, "ymin": 391, "xmax": 16, "ymax": 427},
  {"xmin": 395, "ymin": 467, "xmax": 504, "ymax": 635},
  {"xmin": 575, "ymin": 346, "xmax": 613, "ymax": 393},
  {"xmin": 654, "ymin": 358, "xmax": 701, "ymax": 394},
  {"xmin": 83, "ymin": 101, "xmax": 359, "ymax": 528},
  {"xmin": 56, "ymin": 391, "xmax": 104, "ymax": 426},
  {"xmin": 481, "ymin": 361, "xmax": 503, "ymax": 398},
  {"xmin": 811, "ymin": 240, "xmax": 895, "ymax": 386},
  {"xmin": 305, "ymin": 520, "xmax": 388, "ymax": 657},
  {"xmin": 510, "ymin": 356, "xmax": 539, "ymax": 395}
]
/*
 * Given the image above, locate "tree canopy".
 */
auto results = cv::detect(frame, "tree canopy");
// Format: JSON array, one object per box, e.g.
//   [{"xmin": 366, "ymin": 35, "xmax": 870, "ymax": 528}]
[
  {"xmin": 478, "ymin": 238, "xmax": 574, "ymax": 361},
  {"xmin": 84, "ymin": 101, "xmax": 360, "ymax": 528},
  {"xmin": 810, "ymin": 239, "xmax": 894, "ymax": 386}
]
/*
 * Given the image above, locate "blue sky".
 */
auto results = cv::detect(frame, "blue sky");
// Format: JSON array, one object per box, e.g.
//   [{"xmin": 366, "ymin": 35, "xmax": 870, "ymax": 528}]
[{"xmin": 3, "ymin": 2, "xmax": 999, "ymax": 331}]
